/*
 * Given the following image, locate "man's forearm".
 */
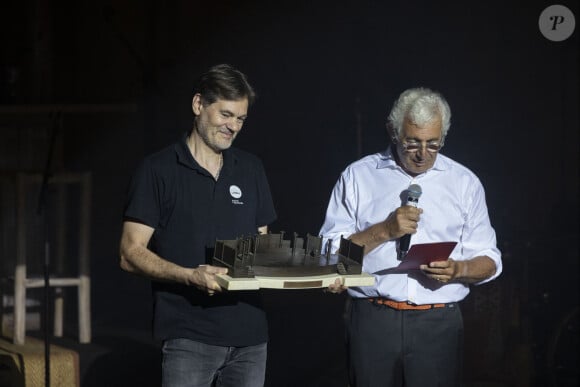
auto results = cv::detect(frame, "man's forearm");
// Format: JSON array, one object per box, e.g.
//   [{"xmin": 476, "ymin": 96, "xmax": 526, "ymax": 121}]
[
  {"xmin": 120, "ymin": 244, "xmax": 189, "ymax": 284},
  {"xmin": 454, "ymin": 256, "xmax": 497, "ymax": 283},
  {"xmin": 348, "ymin": 222, "xmax": 392, "ymax": 255}
]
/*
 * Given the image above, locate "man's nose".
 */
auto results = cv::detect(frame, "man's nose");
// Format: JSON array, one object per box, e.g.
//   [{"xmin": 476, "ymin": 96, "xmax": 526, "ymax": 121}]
[
  {"xmin": 416, "ymin": 144, "xmax": 428, "ymax": 157},
  {"xmin": 227, "ymin": 118, "xmax": 242, "ymax": 132}
]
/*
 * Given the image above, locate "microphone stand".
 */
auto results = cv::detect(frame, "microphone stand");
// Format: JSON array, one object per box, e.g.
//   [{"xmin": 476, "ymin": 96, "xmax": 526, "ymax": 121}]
[{"xmin": 36, "ymin": 110, "xmax": 61, "ymax": 387}]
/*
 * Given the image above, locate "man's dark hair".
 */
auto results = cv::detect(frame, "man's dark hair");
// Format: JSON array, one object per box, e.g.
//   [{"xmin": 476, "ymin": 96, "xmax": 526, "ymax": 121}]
[{"xmin": 194, "ymin": 64, "xmax": 256, "ymax": 106}]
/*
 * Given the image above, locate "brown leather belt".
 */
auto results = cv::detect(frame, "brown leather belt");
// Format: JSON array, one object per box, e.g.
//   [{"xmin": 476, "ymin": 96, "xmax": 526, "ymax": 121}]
[{"xmin": 367, "ymin": 297, "xmax": 446, "ymax": 310}]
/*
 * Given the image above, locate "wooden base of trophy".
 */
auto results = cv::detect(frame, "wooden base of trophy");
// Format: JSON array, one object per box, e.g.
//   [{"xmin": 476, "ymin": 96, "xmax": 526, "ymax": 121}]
[{"xmin": 216, "ymin": 272, "xmax": 375, "ymax": 290}]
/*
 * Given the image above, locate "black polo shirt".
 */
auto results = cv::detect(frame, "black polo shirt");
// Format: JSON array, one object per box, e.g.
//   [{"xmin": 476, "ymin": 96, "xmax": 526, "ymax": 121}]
[{"xmin": 123, "ymin": 135, "xmax": 277, "ymax": 346}]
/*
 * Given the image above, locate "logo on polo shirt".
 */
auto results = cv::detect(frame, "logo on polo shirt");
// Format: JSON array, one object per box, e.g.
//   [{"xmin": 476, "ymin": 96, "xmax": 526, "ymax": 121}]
[{"xmin": 229, "ymin": 185, "xmax": 243, "ymax": 205}]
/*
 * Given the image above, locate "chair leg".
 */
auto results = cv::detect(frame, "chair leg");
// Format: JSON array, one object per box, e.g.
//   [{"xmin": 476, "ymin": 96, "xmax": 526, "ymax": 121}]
[
  {"xmin": 54, "ymin": 286, "xmax": 64, "ymax": 337},
  {"xmin": 14, "ymin": 174, "xmax": 27, "ymax": 345},
  {"xmin": 14, "ymin": 264, "xmax": 26, "ymax": 345},
  {"xmin": 78, "ymin": 275, "xmax": 91, "ymax": 343}
]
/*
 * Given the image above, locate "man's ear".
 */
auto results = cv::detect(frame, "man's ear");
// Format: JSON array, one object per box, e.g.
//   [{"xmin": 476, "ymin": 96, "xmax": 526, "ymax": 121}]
[
  {"xmin": 192, "ymin": 93, "xmax": 203, "ymax": 115},
  {"xmin": 386, "ymin": 122, "xmax": 397, "ymax": 143}
]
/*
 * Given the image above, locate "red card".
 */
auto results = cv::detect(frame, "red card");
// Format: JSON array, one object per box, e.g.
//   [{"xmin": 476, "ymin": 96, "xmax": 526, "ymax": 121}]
[{"xmin": 393, "ymin": 241, "xmax": 457, "ymax": 271}]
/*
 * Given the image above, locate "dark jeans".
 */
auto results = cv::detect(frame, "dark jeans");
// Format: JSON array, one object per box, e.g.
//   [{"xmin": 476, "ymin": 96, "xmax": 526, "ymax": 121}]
[
  {"xmin": 161, "ymin": 338, "xmax": 267, "ymax": 387},
  {"xmin": 346, "ymin": 298, "xmax": 464, "ymax": 387}
]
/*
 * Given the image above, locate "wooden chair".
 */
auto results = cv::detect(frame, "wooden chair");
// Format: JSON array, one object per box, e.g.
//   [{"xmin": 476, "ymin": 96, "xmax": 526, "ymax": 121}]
[{"xmin": 2, "ymin": 171, "xmax": 91, "ymax": 345}]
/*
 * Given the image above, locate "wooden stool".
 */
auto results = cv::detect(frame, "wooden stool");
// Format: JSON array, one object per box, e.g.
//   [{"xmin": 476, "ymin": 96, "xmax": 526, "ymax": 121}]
[{"xmin": 0, "ymin": 335, "xmax": 80, "ymax": 387}]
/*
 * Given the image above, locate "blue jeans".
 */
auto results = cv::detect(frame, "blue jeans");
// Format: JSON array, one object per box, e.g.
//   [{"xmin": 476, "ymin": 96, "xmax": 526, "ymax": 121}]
[{"xmin": 161, "ymin": 338, "xmax": 267, "ymax": 387}]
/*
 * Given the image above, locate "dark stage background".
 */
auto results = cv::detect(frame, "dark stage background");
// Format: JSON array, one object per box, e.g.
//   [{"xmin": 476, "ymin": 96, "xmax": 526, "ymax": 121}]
[{"xmin": 0, "ymin": 1, "xmax": 578, "ymax": 386}]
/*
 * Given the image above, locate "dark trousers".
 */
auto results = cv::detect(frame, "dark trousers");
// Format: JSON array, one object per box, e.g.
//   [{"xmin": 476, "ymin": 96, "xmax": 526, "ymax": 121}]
[{"xmin": 346, "ymin": 298, "xmax": 464, "ymax": 387}]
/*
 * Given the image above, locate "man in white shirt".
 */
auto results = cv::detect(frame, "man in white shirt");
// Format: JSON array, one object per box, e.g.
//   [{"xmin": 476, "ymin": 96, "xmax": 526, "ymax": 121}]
[{"xmin": 319, "ymin": 87, "xmax": 502, "ymax": 387}]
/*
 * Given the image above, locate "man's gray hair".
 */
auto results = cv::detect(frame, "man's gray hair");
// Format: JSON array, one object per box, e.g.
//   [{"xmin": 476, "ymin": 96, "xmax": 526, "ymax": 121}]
[{"xmin": 387, "ymin": 87, "xmax": 451, "ymax": 144}]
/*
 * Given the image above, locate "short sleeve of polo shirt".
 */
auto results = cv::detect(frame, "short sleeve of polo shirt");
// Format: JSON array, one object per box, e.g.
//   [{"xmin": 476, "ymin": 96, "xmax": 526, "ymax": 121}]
[
  {"xmin": 123, "ymin": 156, "xmax": 164, "ymax": 228},
  {"xmin": 253, "ymin": 158, "xmax": 276, "ymax": 227}
]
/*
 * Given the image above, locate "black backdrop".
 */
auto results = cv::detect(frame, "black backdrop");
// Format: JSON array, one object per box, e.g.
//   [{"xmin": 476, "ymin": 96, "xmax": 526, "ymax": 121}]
[{"xmin": 1, "ymin": 1, "xmax": 578, "ymax": 386}]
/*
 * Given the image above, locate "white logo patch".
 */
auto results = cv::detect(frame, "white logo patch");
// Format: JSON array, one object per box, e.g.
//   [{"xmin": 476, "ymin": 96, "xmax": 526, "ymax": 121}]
[
  {"xmin": 229, "ymin": 185, "xmax": 243, "ymax": 204},
  {"xmin": 229, "ymin": 185, "xmax": 242, "ymax": 198}
]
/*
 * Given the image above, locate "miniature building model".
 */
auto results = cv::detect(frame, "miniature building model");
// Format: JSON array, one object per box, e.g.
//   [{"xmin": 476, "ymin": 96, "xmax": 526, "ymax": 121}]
[{"xmin": 212, "ymin": 233, "xmax": 374, "ymax": 290}]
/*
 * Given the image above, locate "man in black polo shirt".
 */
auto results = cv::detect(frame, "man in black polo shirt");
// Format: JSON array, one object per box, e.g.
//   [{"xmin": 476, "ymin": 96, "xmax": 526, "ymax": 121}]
[{"xmin": 120, "ymin": 64, "xmax": 276, "ymax": 387}]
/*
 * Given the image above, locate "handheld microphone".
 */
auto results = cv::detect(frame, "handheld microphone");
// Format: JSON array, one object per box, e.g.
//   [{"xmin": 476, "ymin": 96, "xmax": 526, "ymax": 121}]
[{"xmin": 398, "ymin": 184, "xmax": 422, "ymax": 258}]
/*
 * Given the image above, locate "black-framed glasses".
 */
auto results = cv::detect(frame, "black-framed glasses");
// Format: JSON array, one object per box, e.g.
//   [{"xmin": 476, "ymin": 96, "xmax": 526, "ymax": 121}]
[{"xmin": 401, "ymin": 140, "xmax": 443, "ymax": 153}]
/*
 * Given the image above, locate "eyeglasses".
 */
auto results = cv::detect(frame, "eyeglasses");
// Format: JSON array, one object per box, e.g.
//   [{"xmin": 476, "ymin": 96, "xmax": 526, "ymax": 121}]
[{"xmin": 401, "ymin": 140, "xmax": 443, "ymax": 153}]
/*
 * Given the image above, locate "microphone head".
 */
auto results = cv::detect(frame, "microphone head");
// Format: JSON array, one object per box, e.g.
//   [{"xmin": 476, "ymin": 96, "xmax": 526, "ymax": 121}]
[{"xmin": 407, "ymin": 184, "xmax": 422, "ymax": 200}]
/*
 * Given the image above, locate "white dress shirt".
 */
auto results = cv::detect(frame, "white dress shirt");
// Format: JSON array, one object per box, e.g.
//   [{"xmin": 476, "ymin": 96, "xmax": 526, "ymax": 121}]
[{"xmin": 319, "ymin": 147, "xmax": 502, "ymax": 304}]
